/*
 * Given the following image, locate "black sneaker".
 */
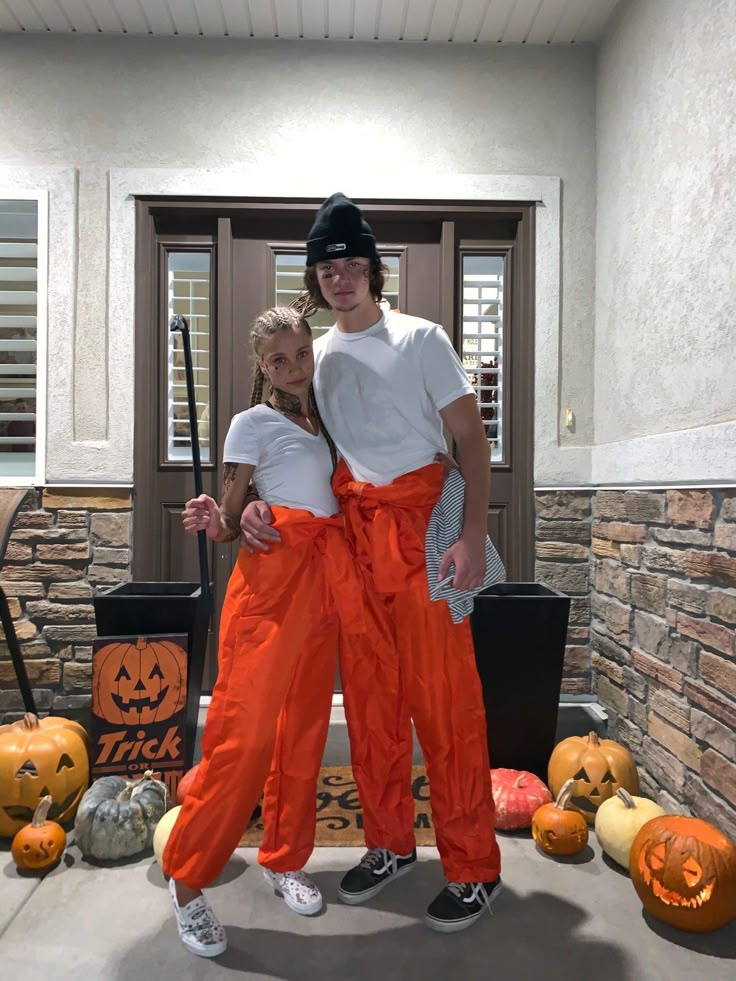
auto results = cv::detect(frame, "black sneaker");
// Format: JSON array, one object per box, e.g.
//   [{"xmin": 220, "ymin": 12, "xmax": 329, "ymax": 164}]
[
  {"xmin": 425, "ymin": 878, "xmax": 503, "ymax": 933},
  {"xmin": 337, "ymin": 847, "xmax": 417, "ymax": 905}
]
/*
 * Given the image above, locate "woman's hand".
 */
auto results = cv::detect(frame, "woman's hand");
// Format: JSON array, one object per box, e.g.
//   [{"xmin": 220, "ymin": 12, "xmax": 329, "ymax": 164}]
[
  {"xmin": 239, "ymin": 499, "xmax": 280, "ymax": 552},
  {"xmin": 182, "ymin": 494, "xmax": 221, "ymax": 540}
]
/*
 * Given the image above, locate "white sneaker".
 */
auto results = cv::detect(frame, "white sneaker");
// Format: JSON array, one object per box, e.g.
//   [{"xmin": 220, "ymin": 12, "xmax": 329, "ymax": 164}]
[
  {"xmin": 263, "ymin": 868, "xmax": 323, "ymax": 916},
  {"xmin": 168, "ymin": 876, "xmax": 227, "ymax": 958}
]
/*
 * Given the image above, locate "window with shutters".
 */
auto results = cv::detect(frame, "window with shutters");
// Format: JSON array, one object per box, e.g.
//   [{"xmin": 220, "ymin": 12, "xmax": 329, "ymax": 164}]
[{"xmin": 0, "ymin": 199, "xmax": 43, "ymax": 482}]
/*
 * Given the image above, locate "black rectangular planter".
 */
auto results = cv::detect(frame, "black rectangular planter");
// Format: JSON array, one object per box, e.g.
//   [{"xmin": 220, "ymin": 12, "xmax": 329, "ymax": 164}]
[
  {"xmin": 93, "ymin": 581, "xmax": 211, "ymax": 770},
  {"xmin": 470, "ymin": 582, "xmax": 571, "ymax": 781}
]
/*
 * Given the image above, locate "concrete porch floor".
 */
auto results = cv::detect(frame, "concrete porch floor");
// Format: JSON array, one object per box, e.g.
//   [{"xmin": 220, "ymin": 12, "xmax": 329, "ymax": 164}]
[{"xmin": 2, "ymin": 706, "xmax": 734, "ymax": 979}]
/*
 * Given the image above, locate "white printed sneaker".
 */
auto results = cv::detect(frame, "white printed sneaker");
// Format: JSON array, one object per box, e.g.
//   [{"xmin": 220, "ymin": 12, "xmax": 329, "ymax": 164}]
[
  {"xmin": 168, "ymin": 876, "xmax": 227, "ymax": 958},
  {"xmin": 263, "ymin": 868, "xmax": 323, "ymax": 915}
]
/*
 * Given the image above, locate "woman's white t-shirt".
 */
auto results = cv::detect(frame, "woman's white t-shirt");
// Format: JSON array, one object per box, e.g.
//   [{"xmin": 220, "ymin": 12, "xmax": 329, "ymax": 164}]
[
  {"xmin": 223, "ymin": 403, "xmax": 338, "ymax": 518},
  {"xmin": 313, "ymin": 310, "xmax": 474, "ymax": 485}
]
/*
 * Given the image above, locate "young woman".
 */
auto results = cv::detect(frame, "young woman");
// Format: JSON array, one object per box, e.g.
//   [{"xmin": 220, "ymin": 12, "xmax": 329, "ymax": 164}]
[{"xmin": 162, "ymin": 307, "xmax": 363, "ymax": 958}]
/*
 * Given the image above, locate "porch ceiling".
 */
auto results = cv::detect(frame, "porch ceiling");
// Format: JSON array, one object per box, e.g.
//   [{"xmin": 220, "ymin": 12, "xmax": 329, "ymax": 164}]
[{"xmin": 0, "ymin": 0, "xmax": 621, "ymax": 44}]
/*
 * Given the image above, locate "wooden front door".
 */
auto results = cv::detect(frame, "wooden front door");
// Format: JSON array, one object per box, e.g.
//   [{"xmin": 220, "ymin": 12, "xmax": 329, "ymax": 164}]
[{"xmin": 134, "ymin": 201, "xmax": 534, "ymax": 693}]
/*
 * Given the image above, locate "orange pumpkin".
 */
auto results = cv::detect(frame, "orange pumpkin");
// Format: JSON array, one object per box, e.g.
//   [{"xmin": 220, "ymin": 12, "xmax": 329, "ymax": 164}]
[
  {"xmin": 548, "ymin": 731, "xmax": 639, "ymax": 824},
  {"xmin": 531, "ymin": 779, "xmax": 589, "ymax": 856},
  {"xmin": 175, "ymin": 763, "xmax": 201, "ymax": 805},
  {"xmin": 630, "ymin": 815, "xmax": 736, "ymax": 933},
  {"xmin": 0, "ymin": 713, "xmax": 89, "ymax": 838},
  {"xmin": 92, "ymin": 638, "xmax": 187, "ymax": 726},
  {"xmin": 11, "ymin": 795, "xmax": 67, "ymax": 872}
]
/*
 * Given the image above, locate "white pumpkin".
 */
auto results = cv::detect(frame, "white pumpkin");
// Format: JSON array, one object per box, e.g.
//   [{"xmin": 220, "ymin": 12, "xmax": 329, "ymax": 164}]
[
  {"xmin": 153, "ymin": 804, "xmax": 182, "ymax": 865},
  {"xmin": 595, "ymin": 788, "xmax": 665, "ymax": 868}
]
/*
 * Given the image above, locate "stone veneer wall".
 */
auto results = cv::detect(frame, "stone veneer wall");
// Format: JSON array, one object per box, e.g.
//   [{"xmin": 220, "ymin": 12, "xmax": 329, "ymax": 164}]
[
  {"xmin": 536, "ymin": 487, "xmax": 736, "ymax": 839},
  {"xmin": 0, "ymin": 488, "xmax": 132, "ymax": 725}
]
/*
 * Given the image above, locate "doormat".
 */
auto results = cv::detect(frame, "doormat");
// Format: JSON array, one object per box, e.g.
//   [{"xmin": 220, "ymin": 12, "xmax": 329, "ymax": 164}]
[{"xmin": 239, "ymin": 766, "xmax": 435, "ymax": 847}]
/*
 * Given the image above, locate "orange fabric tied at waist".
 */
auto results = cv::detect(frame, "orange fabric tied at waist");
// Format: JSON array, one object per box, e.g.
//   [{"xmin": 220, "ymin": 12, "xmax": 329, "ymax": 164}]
[
  {"xmin": 332, "ymin": 460, "xmax": 444, "ymax": 595},
  {"xmin": 269, "ymin": 506, "xmax": 365, "ymax": 633}
]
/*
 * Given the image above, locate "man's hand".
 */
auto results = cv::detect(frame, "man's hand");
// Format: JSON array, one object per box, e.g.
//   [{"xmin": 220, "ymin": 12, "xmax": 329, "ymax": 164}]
[
  {"xmin": 239, "ymin": 499, "xmax": 280, "ymax": 552},
  {"xmin": 438, "ymin": 535, "xmax": 486, "ymax": 592},
  {"xmin": 182, "ymin": 495, "xmax": 221, "ymax": 540}
]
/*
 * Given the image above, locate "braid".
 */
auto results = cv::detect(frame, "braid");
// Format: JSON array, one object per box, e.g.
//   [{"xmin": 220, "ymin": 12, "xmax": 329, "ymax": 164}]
[
  {"xmin": 309, "ymin": 384, "xmax": 337, "ymax": 470},
  {"xmin": 249, "ymin": 364, "xmax": 267, "ymax": 407}
]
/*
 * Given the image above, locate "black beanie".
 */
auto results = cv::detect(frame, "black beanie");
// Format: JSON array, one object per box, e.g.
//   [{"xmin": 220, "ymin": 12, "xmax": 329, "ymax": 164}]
[{"xmin": 306, "ymin": 192, "xmax": 378, "ymax": 267}]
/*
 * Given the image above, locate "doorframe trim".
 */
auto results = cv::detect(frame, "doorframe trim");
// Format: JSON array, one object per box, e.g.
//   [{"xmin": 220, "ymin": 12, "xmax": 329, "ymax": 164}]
[{"xmin": 115, "ymin": 170, "xmax": 577, "ymax": 484}]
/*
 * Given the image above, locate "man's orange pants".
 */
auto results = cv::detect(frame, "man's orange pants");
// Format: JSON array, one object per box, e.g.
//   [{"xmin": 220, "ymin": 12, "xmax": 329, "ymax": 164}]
[
  {"xmin": 334, "ymin": 461, "xmax": 500, "ymax": 884},
  {"xmin": 162, "ymin": 507, "xmax": 362, "ymax": 889}
]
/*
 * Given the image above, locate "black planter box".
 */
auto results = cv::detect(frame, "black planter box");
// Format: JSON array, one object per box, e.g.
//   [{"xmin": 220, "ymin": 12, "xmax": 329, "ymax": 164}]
[
  {"xmin": 93, "ymin": 581, "xmax": 211, "ymax": 770},
  {"xmin": 470, "ymin": 582, "xmax": 571, "ymax": 781}
]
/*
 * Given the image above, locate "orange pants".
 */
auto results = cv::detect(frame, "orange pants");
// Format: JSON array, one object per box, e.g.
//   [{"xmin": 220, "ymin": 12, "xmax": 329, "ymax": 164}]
[
  {"xmin": 334, "ymin": 461, "xmax": 500, "ymax": 883},
  {"xmin": 162, "ymin": 507, "xmax": 362, "ymax": 889}
]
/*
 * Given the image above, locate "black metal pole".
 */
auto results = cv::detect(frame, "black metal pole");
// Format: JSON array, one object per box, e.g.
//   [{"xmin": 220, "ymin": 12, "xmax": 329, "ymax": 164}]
[
  {"xmin": 169, "ymin": 315, "xmax": 213, "ymax": 616},
  {"xmin": 0, "ymin": 586, "xmax": 37, "ymax": 714}
]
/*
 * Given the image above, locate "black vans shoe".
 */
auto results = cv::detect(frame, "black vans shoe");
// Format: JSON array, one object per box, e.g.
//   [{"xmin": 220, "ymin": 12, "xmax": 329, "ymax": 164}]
[
  {"xmin": 425, "ymin": 877, "xmax": 503, "ymax": 933},
  {"xmin": 337, "ymin": 847, "xmax": 417, "ymax": 905}
]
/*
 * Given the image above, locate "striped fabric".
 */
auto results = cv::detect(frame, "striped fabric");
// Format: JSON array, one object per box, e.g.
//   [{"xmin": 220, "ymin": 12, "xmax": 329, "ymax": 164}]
[{"xmin": 425, "ymin": 468, "xmax": 506, "ymax": 623}]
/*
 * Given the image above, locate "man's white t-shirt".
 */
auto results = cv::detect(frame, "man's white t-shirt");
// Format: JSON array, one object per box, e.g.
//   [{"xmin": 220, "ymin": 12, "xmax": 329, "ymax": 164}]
[
  {"xmin": 313, "ymin": 310, "xmax": 473, "ymax": 485},
  {"xmin": 223, "ymin": 404, "xmax": 338, "ymax": 517}
]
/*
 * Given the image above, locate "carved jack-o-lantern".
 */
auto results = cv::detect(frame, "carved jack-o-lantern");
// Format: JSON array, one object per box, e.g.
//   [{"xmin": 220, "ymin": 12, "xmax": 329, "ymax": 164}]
[
  {"xmin": 92, "ymin": 638, "xmax": 186, "ymax": 726},
  {"xmin": 11, "ymin": 795, "xmax": 66, "ymax": 872},
  {"xmin": 629, "ymin": 815, "xmax": 736, "ymax": 933},
  {"xmin": 548, "ymin": 731, "xmax": 640, "ymax": 824},
  {"xmin": 0, "ymin": 713, "xmax": 90, "ymax": 838}
]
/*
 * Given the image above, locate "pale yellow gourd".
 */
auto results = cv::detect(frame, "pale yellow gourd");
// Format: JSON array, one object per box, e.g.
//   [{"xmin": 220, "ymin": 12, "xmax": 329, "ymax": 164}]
[
  {"xmin": 153, "ymin": 804, "xmax": 182, "ymax": 865},
  {"xmin": 594, "ymin": 788, "xmax": 665, "ymax": 868}
]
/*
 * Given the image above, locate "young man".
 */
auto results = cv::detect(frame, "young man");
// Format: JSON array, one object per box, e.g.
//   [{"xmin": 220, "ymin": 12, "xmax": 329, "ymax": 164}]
[{"xmin": 241, "ymin": 193, "xmax": 501, "ymax": 933}]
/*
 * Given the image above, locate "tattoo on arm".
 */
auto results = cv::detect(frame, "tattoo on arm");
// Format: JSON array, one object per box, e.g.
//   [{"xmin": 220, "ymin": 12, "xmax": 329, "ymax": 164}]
[
  {"xmin": 219, "ymin": 509, "xmax": 241, "ymax": 543},
  {"xmin": 223, "ymin": 463, "xmax": 238, "ymax": 495}
]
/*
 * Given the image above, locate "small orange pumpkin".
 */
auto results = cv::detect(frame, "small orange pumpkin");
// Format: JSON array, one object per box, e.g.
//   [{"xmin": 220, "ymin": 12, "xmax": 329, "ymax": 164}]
[
  {"xmin": 629, "ymin": 815, "xmax": 736, "ymax": 933},
  {"xmin": 175, "ymin": 763, "xmax": 201, "ymax": 806},
  {"xmin": 92, "ymin": 638, "xmax": 187, "ymax": 726},
  {"xmin": 11, "ymin": 795, "xmax": 66, "ymax": 872},
  {"xmin": 548, "ymin": 731, "xmax": 640, "ymax": 824},
  {"xmin": 531, "ymin": 778, "xmax": 589, "ymax": 856}
]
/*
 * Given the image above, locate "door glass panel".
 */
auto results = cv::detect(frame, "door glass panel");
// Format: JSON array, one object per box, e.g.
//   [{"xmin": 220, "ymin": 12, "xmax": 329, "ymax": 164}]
[
  {"xmin": 166, "ymin": 251, "xmax": 212, "ymax": 463},
  {"xmin": 275, "ymin": 253, "xmax": 400, "ymax": 338},
  {"xmin": 462, "ymin": 255, "xmax": 504, "ymax": 463},
  {"xmin": 0, "ymin": 200, "xmax": 38, "ymax": 478}
]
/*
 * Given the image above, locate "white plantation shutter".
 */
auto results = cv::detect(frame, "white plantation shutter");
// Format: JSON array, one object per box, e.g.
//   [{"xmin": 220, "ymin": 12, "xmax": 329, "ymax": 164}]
[{"xmin": 0, "ymin": 201, "xmax": 38, "ymax": 478}]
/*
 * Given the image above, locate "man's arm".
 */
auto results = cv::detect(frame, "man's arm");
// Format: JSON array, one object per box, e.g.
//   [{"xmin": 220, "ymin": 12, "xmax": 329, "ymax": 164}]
[{"xmin": 438, "ymin": 394, "xmax": 491, "ymax": 591}]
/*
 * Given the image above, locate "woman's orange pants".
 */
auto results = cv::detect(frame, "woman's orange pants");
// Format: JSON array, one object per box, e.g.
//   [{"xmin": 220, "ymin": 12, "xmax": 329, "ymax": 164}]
[
  {"xmin": 162, "ymin": 507, "xmax": 362, "ymax": 889},
  {"xmin": 334, "ymin": 461, "xmax": 501, "ymax": 884}
]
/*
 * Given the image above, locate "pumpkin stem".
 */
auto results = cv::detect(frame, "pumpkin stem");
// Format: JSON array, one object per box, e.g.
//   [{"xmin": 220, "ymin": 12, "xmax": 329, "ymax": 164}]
[
  {"xmin": 587, "ymin": 731, "xmax": 600, "ymax": 746},
  {"xmin": 22, "ymin": 712, "xmax": 40, "ymax": 730},
  {"xmin": 513, "ymin": 774, "xmax": 527, "ymax": 789},
  {"xmin": 555, "ymin": 778, "xmax": 576, "ymax": 810},
  {"xmin": 32, "ymin": 795, "xmax": 53, "ymax": 827},
  {"xmin": 617, "ymin": 788, "xmax": 636, "ymax": 809}
]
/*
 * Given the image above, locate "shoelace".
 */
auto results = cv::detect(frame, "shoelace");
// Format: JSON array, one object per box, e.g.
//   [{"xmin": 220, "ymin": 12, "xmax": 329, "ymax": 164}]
[
  {"xmin": 446, "ymin": 881, "xmax": 494, "ymax": 916},
  {"xmin": 359, "ymin": 847, "xmax": 397, "ymax": 875}
]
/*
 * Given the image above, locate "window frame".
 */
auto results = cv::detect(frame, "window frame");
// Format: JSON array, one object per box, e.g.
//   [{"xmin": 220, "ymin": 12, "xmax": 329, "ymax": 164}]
[{"xmin": 0, "ymin": 189, "xmax": 47, "ymax": 487}]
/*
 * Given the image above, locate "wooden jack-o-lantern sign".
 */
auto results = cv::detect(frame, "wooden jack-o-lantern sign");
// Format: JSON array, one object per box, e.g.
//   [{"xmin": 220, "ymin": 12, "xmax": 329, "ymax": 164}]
[
  {"xmin": 629, "ymin": 815, "xmax": 736, "ymax": 933},
  {"xmin": 11, "ymin": 795, "xmax": 66, "ymax": 873},
  {"xmin": 548, "ymin": 731, "xmax": 640, "ymax": 824},
  {"xmin": 0, "ymin": 713, "xmax": 90, "ymax": 839},
  {"xmin": 92, "ymin": 638, "xmax": 186, "ymax": 726}
]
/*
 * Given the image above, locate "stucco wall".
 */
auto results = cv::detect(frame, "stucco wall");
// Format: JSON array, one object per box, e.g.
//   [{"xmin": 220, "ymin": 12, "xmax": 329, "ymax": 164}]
[
  {"xmin": 594, "ymin": 0, "xmax": 736, "ymax": 482},
  {"xmin": 0, "ymin": 34, "xmax": 596, "ymax": 484}
]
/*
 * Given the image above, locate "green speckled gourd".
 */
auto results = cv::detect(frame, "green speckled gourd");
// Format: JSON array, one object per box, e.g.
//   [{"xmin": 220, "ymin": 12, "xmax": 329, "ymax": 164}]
[{"xmin": 74, "ymin": 769, "xmax": 169, "ymax": 860}]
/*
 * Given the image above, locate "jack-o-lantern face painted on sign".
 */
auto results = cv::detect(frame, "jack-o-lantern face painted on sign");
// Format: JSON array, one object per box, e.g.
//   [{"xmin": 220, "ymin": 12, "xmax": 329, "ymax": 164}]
[
  {"xmin": 630, "ymin": 815, "xmax": 736, "ymax": 933},
  {"xmin": 547, "ymin": 732, "xmax": 640, "ymax": 824},
  {"xmin": 92, "ymin": 638, "xmax": 186, "ymax": 726},
  {"xmin": 0, "ymin": 714, "xmax": 89, "ymax": 839}
]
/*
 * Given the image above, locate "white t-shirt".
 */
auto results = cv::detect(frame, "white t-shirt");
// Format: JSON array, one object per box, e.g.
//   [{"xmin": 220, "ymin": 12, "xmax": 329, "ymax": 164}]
[
  {"xmin": 223, "ymin": 404, "xmax": 338, "ymax": 518},
  {"xmin": 313, "ymin": 310, "xmax": 473, "ymax": 485}
]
